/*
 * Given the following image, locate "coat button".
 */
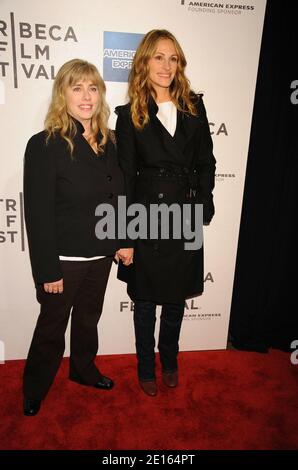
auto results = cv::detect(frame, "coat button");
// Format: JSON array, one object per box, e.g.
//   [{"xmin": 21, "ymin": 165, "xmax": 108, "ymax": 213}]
[
  {"xmin": 153, "ymin": 243, "xmax": 159, "ymax": 250},
  {"xmin": 107, "ymin": 175, "xmax": 112, "ymax": 181},
  {"xmin": 108, "ymin": 193, "xmax": 113, "ymax": 198},
  {"xmin": 158, "ymin": 193, "xmax": 164, "ymax": 199}
]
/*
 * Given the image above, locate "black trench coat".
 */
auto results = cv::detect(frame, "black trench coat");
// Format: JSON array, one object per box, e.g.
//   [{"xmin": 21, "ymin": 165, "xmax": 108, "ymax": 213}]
[{"xmin": 115, "ymin": 95, "xmax": 216, "ymax": 304}]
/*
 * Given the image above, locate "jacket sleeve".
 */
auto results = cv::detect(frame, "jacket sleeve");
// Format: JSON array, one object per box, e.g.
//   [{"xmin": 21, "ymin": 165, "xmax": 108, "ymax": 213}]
[
  {"xmin": 115, "ymin": 105, "xmax": 138, "ymax": 207},
  {"xmin": 195, "ymin": 95, "xmax": 216, "ymax": 225},
  {"xmin": 24, "ymin": 133, "xmax": 62, "ymax": 284},
  {"xmin": 115, "ymin": 105, "xmax": 138, "ymax": 247}
]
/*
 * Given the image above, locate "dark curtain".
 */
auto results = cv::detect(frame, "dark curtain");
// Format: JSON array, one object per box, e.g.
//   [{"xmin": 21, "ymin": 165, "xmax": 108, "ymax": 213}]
[{"xmin": 229, "ymin": 0, "xmax": 298, "ymax": 353}]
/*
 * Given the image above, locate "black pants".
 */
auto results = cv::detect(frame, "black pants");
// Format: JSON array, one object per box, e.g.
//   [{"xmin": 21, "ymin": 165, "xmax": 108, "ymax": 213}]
[
  {"xmin": 23, "ymin": 257, "xmax": 112, "ymax": 400},
  {"xmin": 133, "ymin": 300, "xmax": 185, "ymax": 381}
]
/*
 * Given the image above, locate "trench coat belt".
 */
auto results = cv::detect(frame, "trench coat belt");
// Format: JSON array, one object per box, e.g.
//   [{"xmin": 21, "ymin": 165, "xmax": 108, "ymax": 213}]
[{"xmin": 136, "ymin": 167, "xmax": 198, "ymax": 197}]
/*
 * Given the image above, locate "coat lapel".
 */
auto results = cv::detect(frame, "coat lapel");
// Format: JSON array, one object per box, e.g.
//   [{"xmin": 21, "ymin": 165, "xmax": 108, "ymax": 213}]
[{"xmin": 148, "ymin": 97, "xmax": 200, "ymax": 166}]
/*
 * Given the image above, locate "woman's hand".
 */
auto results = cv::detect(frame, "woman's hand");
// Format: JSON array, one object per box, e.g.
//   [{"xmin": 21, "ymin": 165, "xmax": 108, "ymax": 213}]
[
  {"xmin": 116, "ymin": 248, "xmax": 134, "ymax": 266},
  {"xmin": 43, "ymin": 279, "xmax": 64, "ymax": 294}
]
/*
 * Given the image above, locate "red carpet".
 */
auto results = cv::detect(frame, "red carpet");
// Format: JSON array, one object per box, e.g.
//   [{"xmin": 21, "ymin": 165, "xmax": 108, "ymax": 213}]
[{"xmin": 0, "ymin": 350, "xmax": 297, "ymax": 450}]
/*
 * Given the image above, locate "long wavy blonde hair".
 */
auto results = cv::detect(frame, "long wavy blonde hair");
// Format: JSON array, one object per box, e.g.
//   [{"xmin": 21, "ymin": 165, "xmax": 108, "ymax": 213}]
[
  {"xmin": 129, "ymin": 29, "xmax": 198, "ymax": 129},
  {"xmin": 45, "ymin": 59, "xmax": 111, "ymax": 155}
]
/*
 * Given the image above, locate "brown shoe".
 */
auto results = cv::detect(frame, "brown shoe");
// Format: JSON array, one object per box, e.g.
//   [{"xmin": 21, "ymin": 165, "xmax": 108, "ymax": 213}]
[
  {"xmin": 162, "ymin": 371, "xmax": 178, "ymax": 388},
  {"xmin": 139, "ymin": 380, "xmax": 157, "ymax": 396}
]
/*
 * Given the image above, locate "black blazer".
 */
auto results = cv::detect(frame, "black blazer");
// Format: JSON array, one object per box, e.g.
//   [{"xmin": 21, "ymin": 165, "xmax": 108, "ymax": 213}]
[{"xmin": 24, "ymin": 120, "xmax": 126, "ymax": 284}]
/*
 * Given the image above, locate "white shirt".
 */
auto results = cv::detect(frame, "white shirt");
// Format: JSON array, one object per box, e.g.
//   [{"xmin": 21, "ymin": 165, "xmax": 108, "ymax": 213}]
[{"xmin": 156, "ymin": 101, "xmax": 177, "ymax": 137}]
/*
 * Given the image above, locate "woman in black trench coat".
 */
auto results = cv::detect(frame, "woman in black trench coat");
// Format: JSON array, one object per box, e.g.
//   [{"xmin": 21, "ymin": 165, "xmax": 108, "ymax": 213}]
[{"xmin": 115, "ymin": 30, "xmax": 216, "ymax": 396}]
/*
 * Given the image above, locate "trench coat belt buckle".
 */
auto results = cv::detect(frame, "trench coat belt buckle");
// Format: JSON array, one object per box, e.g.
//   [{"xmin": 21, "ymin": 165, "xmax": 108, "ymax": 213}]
[{"xmin": 188, "ymin": 188, "xmax": 197, "ymax": 199}]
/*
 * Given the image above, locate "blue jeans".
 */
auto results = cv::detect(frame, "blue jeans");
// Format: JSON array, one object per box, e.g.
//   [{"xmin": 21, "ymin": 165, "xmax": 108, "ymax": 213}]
[{"xmin": 133, "ymin": 300, "xmax": 185, "ymax": 381}]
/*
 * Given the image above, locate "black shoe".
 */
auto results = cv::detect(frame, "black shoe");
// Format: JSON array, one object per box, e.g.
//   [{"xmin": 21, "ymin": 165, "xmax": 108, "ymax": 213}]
[
  {"xmin": 23, "ymin": 398, "xmax": 41, "ymax": 416},
  {"xmin": 139, "ymin": 380, "xmax": 157, "ymax": 397},
  {"xmin": 162, "ymin": 370, "xmax": 178, "ymax": 388},
  {"xmin": 93, "ymin": 375, "xmax": 114, "ymax": 390}
]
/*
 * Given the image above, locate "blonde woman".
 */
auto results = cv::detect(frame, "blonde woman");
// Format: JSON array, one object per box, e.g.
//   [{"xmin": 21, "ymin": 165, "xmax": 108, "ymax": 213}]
[
  {"xmin": 23, "ymin": 59, "xmax": 132, "ymax": 416},
  {"xmin": 115, "ymin": 30, "xmax": 216, "ymax": 396}
]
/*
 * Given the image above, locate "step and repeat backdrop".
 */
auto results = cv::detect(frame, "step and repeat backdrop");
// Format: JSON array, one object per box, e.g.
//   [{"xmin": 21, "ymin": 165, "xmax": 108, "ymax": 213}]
[{"xmin": 0, "ymin": 0, "xmax": 266, "ymax": 360}]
